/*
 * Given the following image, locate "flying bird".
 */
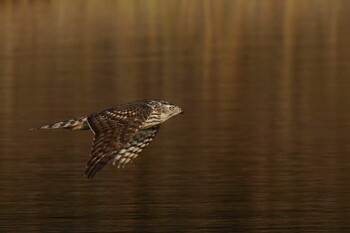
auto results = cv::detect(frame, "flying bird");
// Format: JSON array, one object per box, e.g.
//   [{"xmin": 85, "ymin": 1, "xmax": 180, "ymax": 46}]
[{"xmin": 33, "ymin": 100, "xmax": 184, "ymax": 179}]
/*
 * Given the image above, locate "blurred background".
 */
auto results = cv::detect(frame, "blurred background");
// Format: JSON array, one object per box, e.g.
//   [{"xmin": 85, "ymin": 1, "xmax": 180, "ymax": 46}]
[{"xmin": 1, "ymin": 0, "xmax": 350, "ymax": 232}]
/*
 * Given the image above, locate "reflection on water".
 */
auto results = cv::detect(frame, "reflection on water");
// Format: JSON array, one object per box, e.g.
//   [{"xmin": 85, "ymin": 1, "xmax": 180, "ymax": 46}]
[{"xmin": 1, "ymin": 0, "xmax": 350, "ymax": 232}]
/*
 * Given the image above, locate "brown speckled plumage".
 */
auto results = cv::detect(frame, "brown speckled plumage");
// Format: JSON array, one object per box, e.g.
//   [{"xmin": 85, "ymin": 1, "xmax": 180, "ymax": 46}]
[{"xmin": 33, "ymin": 100, "xmax": 183, "ymax": 179}]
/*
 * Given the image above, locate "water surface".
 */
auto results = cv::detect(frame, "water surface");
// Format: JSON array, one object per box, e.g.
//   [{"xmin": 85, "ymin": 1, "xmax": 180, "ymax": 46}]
[{"xmin": 1, "ymin": 1, "xmax": 350, "ymax": 232}]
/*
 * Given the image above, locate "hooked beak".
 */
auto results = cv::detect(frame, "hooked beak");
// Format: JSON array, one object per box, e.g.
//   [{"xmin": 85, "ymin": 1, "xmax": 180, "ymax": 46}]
[{"xmin": 180, "ymin": 109, "xmax": 184, "ymax": 115}]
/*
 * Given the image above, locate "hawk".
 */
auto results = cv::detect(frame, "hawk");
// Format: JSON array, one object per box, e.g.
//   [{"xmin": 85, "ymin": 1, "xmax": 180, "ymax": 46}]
[{"xmin": 33, "ymin": 100, "xmax": 184, "ymax": 179}]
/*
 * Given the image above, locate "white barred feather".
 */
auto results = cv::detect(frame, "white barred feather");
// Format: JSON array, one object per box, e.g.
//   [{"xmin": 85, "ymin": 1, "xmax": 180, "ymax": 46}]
[{"xmin": 112, "ymin": 126, "xmax": 159, "ymax": 168}]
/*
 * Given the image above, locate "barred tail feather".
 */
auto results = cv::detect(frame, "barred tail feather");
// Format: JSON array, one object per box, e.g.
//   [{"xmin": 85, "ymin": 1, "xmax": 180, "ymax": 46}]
[{"xmin": 31, "ymin": 116, "xmax": 89, "ymax": 130}]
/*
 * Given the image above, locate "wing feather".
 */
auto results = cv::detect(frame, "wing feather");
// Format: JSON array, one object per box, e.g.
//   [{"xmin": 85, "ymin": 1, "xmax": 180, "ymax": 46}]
[
  {"xmin": 113, "ymin": 126, "xmax": 160, "ymax": 168},
  {"xmin": 85, "ymin": 104, "xmax": 153, "ymax": 179}
]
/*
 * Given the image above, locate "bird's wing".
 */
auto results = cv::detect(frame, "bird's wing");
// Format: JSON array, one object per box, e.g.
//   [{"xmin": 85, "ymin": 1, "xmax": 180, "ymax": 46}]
[
  {"xmin": 112, "ymin": 126, "xmax": 160, "ymax": 168},
  {"xmin": 85, "ymin": 104, "xmax": 152, "ymax": 179}
]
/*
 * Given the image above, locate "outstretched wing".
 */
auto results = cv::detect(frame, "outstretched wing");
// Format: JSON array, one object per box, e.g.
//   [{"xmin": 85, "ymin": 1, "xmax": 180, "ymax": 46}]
[
  {"xmin": 85, "ymin": 104, "xmax": 152, "ymax": 179},
  {"xmin": 112, "ymin": 126, "xmax": 160, "ymax": 168}
]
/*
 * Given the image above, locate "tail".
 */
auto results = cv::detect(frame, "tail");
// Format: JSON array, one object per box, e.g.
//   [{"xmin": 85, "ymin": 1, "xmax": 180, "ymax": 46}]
[{"xmin": 31, "ymin": 116, "xmax": 90, "ymax": 130}]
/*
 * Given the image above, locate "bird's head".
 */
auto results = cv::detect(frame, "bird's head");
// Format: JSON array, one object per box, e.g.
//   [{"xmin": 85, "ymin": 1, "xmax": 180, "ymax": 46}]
[{"xmin": 148, "ymin": 100, "xmax": 184, "ymax": 121}]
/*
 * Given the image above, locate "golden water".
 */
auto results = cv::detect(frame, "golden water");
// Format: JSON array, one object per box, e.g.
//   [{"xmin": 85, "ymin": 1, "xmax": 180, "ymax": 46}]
[{"xmin": 1, "ymin": 1, "xmax": 350, "ymax": 232}]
